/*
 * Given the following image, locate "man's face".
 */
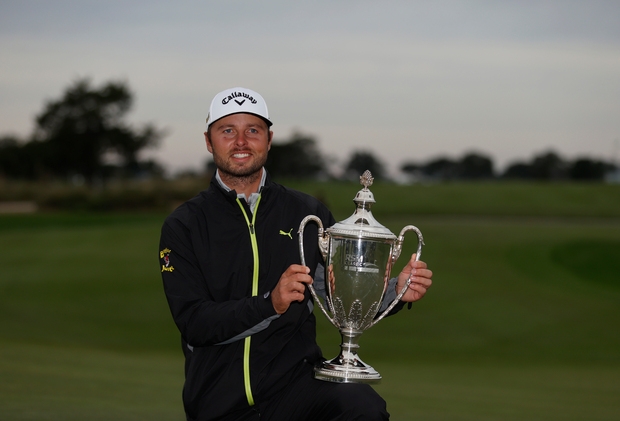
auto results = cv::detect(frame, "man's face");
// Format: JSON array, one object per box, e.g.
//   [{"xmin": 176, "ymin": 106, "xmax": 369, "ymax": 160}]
[{"xmin": 205, "ymin": 113, "xmax": 273, "ymax": 179}]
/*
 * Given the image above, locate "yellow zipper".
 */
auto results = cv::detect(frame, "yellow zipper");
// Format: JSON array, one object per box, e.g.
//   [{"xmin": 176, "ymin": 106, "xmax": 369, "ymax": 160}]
[{"xmin": 236, "ymin": 196, "xmax": 262, "ymax": 407}]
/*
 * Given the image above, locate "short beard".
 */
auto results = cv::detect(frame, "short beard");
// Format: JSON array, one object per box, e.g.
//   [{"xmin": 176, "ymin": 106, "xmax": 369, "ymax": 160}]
[{"xmin": 214, "ymin": 153, "xmax": 266, "ymax": 184}]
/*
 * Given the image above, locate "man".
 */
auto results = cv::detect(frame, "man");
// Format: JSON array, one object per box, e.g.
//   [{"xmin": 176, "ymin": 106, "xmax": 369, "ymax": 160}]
[{"xmin": 159, "ymin": 87, "xmax": 433, "ymax": 421}]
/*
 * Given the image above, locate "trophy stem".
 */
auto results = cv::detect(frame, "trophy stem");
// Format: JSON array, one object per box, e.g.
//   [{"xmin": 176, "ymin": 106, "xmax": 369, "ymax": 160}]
[{"xmin": 314, "ymin": 328, "xmax": 382, "ymax": 384}]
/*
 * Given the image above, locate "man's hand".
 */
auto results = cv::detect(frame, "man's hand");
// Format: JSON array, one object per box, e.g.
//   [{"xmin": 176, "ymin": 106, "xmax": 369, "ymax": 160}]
[
  {"xmin": 271, "ymin": 264, "xmax": 313, "ymax": 314},
  {"xmin": 397, "ymin": 254, "xmax": 433, "ymax": 302}
]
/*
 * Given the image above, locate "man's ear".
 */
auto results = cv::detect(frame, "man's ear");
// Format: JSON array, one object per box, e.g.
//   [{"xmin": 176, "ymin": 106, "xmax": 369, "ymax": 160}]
[
  {"xmin": 204, "ymin": 131, "xmax": 213, "ymax": 153},
  {"xmin": 267, "ymin": 130, "xmax": 273, "ymax": 151}
]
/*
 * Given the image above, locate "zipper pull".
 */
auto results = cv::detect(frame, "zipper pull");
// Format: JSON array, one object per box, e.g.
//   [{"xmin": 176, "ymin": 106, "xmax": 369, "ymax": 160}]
[{"xmin": 249, "ymin": 224, "xmax": 255, "ymax": 234}]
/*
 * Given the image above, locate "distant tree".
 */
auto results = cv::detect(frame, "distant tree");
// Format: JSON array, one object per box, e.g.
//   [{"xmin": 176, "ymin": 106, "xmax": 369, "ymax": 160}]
[
  {"xmin": 401, "ymin": 152, "xmax": 494, "ymax": 181},
  {"xmin": 345, "ymin": 150, "xmax": 386, "ymax": 180},
  {"xmin": 530, "ymin": 151, "xmax": 567, "ymax": 180},
  {"xmin": 400, "ymin": 161, "xmax": 423, "ymax": 181},
  {"xmin": 205, "ymin": 159, "xmax": 217, "ymax": 178},
  {"xmin": 0, "ymin": 136, "xmax": 25, "ymax": 179},
  {"xmin": 502, "ymin": 151, "xmax": 568, "ymax": 180},
  {"xmin": 31, "ymin": 78, "xmax": 164, "ymax": 183},
  {"xmin": 422, "ymin": 157, "xmax": 459, "ymax": 180},
  {"xmin": 400, "ymin": 162, "xmax": 422, "ymax": 174},
  {"xmin": 568, "ymin": 158, "xmax": 613, "ymax": 181},
  {"xmin": 266, "ymin": 131, "xmax": 326, "ymax": 179},
  {"xmin": 458, "ymin": 152, "xmax": 495, "ymax": 179},
  {"xmin": 0, "ymin": 135, "xmax": 50, "ymax": 180},
  {"xmin": 502, "ymin": 161, "xmax": 532, "ymax": 179}
]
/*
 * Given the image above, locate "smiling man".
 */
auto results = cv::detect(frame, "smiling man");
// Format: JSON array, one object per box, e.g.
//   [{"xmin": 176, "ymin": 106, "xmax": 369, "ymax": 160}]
[{"xmin": 159, "ymin": 87, "xmax": 433, "ymax": 421}]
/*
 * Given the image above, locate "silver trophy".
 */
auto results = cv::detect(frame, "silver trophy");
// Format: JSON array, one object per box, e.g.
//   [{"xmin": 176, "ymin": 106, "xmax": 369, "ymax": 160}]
[{"xmin": 298, "ymin": 170, "xmax": 424, "ymax": 383}]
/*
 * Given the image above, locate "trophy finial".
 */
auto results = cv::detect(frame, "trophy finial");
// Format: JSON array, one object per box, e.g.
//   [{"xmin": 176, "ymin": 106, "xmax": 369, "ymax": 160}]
[{"xmin": 360, "ymin": 170, "xmax": 374, "ymax": 189}]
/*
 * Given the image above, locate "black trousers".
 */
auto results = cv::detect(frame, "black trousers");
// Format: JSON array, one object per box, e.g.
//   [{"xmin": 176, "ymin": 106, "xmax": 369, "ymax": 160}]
[{"xmin": 216, "ymin": 361, "xmax": 390, "ymax": 421}]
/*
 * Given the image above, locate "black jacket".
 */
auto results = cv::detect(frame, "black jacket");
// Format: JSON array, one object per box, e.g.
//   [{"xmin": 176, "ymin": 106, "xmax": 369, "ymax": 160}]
[{"xmin": 159, "ymin": 173, "xmax": 335, "ymax": 420}]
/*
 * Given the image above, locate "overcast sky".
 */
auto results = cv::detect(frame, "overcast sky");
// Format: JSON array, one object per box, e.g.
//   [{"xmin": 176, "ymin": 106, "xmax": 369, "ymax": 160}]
[{"xmin": 1, "ymin": 0, "xmax": 619, "ymax": 176}]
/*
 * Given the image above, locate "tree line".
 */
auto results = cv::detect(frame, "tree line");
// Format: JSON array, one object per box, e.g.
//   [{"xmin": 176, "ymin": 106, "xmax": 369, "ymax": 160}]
[
  {"xmin": 0, "ymin": 79, "xmax": 164, "ymax": 184},
  {"xmin": 400, "ymin": 150, "xmax": 616, "ymax": 182},
  {"xmin": 1, "ymin": 78, "xmax": 616, "ymax": 184}
]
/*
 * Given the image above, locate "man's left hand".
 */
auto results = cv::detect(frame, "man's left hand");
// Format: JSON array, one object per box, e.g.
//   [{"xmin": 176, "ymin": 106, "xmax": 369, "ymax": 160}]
[{"xmin": 396, "ymin": 254, "xmax": 432, "ymax": 302}]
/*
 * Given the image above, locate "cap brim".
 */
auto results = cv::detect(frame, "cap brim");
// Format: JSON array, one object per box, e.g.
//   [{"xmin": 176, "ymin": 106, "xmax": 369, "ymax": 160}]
[{"xmin": 207, "ymin": 112, "xmax": 272, "ymax": 128}]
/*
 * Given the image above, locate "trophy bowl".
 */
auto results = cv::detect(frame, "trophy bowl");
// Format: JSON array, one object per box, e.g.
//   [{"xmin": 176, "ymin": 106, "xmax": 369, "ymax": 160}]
[{"xmin": 299, "ymin": 170, "xmax": 424, "ymax": 383}]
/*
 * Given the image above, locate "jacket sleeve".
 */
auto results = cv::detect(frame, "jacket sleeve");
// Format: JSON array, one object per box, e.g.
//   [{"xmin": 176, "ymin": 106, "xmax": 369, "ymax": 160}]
[{"xmin": 159, "ymin": 217, "xmax": 278, "ymax": 347}]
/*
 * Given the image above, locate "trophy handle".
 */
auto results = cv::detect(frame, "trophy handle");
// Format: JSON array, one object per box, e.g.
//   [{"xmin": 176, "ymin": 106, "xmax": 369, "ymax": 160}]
[
  {"xmin": 369, "ymin": 225, "xmax": 425, "ymax": 328},
  {"xmin": 298, "ymin": 215, "xmax": 337, "ymax": 327}
]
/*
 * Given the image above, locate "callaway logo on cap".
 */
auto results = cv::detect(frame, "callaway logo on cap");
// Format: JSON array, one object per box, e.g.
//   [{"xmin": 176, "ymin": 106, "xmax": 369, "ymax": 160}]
[{"xmin": 206, "ymin": 87, "xmax": 272, "ymax": 128}]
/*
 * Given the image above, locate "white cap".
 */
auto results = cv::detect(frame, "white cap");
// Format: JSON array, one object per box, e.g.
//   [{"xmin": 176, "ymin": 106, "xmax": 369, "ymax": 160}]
[{"xmin": 206, "ymin": 87, "xmax": 272, "ymax": 129}]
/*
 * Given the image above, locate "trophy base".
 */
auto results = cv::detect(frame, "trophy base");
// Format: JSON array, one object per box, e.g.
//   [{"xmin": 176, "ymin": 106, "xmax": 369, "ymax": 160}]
[{"xmin": 314, "ymin": 356, "xmax": 382, "ymax": 384}]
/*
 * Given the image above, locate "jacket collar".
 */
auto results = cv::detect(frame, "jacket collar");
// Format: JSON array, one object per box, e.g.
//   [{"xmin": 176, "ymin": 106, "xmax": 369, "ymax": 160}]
[{"xmin": 210, "ymin": 168, "xmax": 273, "ymax": 204}]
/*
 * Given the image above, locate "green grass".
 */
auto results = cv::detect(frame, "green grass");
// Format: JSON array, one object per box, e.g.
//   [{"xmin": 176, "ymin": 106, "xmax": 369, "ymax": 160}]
[
  {"xmin": 1, "ymin": 182, "xmax": 620, "ymax": 420},
  {"xmin": 0, "ymin": 342, "xmax": 184, "ymax": 421},
  {"xmin": 283, "ymin": 180, "xmax": 620, "ymax": 219},
  {"xmin": 373, "ymin": 363, "xmax": 620, "ymax": 421}
]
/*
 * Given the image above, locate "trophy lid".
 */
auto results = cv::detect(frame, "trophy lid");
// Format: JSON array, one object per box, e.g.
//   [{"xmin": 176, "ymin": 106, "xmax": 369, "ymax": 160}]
[{"xmin": 327, "ymin": 170, "xmax": 397, "ymax": 240}]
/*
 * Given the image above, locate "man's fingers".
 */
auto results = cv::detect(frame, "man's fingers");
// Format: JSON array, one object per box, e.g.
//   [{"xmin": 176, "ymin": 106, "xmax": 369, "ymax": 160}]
[
  {"xmin": 284, "ymin": 264, "xmax": 310, "ymax": 277},
  {"xmin": 401, "ymin": 255, "xmax": 426, "ymax": 273},
  {"xmin": 410, "ymin": 268, "xmax": 433, "ymax": 286},
  {"xmin": 281, "ymin": 266, "xmax": 312, "ymax": 297},
  {"xmin": 272, "ymin": 265, "xmax": 315, "ymax": 314},
  {"xmin": 290, "ymin": 280, "xmax": 307, "ymax": 294},
  {"xmin": 411, "ymin": 260, "xmax": 427, "ymax": 271}
]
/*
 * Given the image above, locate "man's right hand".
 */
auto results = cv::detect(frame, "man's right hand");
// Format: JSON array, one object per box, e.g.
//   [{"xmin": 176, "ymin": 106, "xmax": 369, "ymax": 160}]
[{"xmin": 270, "ymin": 264, "xmax": 312, "ymax": 314}]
